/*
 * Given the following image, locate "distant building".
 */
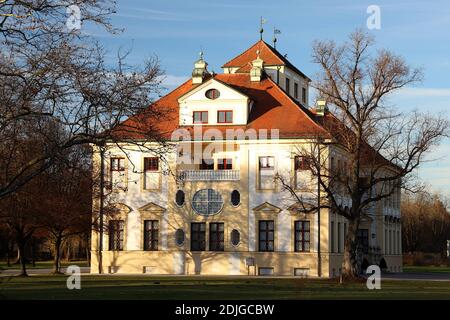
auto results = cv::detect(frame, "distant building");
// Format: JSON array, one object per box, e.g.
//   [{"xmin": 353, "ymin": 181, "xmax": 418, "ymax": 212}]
[{"xmin": 90, "ymin": 40, "xmax": 402, "ymax": 276}]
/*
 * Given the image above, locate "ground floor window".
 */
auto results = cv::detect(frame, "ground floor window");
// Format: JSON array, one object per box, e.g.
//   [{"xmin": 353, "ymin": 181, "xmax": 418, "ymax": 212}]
[
  {"xmin": 191, "ymin": 223, "xmax": 206, "ymax": 251},
  {"xmin": 338, "ymin": 222, "xmax": 342, "ymax": 253},
  {"xmin": 108, "ymin": 220, "xmax": 124, "ymax": 251},
  {"xmin": 330, "ymin": 221, "xmax": 335, "ymax": 253},
  {"xmin": 357, "ymin": 228, "xmax": 369, "ymax": 254},
  {"xmin": 230, "ymin": 229, "xmax": 240, "ymax": 246},
  {"xmin": 209, "ymin": 222, "xmax": 224, "ymax": 251},
  {"xmin": 259, "ymin": 220, "xmax": 274, "ymax": 252},
  {"xmin": 143, "ymin": 220, "xmax": 158, "ymax": 251},
  {"xmin": 294, "ymin": 220, "xmax": 310, "ymax": 252}
]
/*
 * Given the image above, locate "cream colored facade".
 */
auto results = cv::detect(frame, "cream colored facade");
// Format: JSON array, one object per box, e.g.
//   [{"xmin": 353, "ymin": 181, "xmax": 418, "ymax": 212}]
[{"xmin": 90, "ymin": 42, "xmax": 402, "ymax": 277}]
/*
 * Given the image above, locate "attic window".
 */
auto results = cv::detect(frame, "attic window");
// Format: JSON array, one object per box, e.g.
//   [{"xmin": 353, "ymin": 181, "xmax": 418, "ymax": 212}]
[{"xmin": 205, "ymin": 89, "xmax": 220, "ymax": 100}]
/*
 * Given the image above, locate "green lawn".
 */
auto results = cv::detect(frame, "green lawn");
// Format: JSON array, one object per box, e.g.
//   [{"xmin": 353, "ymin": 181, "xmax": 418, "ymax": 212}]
[
  {"xmin": 1, "ymin": 275, "xmax": 449, "ymax": 300},
  {"xmin": 0, "ymin": 261, "xmax": 88, "ymax": 270},
  {"xmin": 403, "ymin": 265, "xmax": 450, "ymax": 274}
]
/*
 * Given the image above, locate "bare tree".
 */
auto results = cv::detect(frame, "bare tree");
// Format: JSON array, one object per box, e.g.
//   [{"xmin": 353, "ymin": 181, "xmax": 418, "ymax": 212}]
[
  {"xmin": 402, "ymin": 192, "xmax": 450, "ymax": 259},
  {"xmin": 277, "ymin": 30, "xmax": 448, "ymax": 279},
  {"xmin": 0, "ymin": 1, "xmax": 171, "ymax": 199},
  {"xmin": 401, "ymin": 193, "xmax": 425, "ymax": 254},
  {"xmin": 36, "ymin": 145, "xmax": 92, "ymax": 274}
]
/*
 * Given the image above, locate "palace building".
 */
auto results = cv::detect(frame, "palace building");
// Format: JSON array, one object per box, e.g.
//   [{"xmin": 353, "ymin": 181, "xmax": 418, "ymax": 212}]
[{"xmin": 90, "ymin": 40, "xmax": 402, "ymax": 277}]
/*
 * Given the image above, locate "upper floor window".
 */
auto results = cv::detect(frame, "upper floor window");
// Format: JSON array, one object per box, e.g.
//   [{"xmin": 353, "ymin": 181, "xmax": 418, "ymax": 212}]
[
  {"xmin": 205, "ymin": 89, "xmax": 220, "ymax": 100},
  {"xmin": 302, "ymin": 87, "xmax": 306, "ymax": 104},
  {"xmin": 217, "ymin": 110, "xmax": 233, "ymax": 123},
  {"xmin": 110, "ymin": 157, "xmax": 127, "ymax": 190},
  {"xmin": 175, "ymin": 190, "xmax": 185, "ymax": 206},
  {"xmin": 294, "ymin": 156, "xmax": 310, "ymax": 171},
  {"xmin": 193, "ymin": 111, "xmax": 208, "ymax": 124},
  {"xmin": 143, "ymin": 157, "xmax": 159, "ymax": 190},
  {"xmin": 285, "ymin": 78, "xmax": 290, "ymax": 94},
  {"xmin": 294, "ymin": 83, "xmax": 299, "ymax": 99},
  {"xmin": 218, "ymin": 158, "xmax": 232, "ymax": 170},
  {"xmin": 111, "ymin": 158, "xmax": 125, "ymax": 171},
  {"xmin": 199, "ymin": 159, "xmax": 214, "ymax": 170},
  {"xmin": 259, "ymin": 156, "xmax": 274, "ymax": 169},
  {"xmin": 144, "ymin": 157, "xmax": 159, "ymax": 171},
  {"xmin": 192, "ymin": 189, "xmax": 223, "ymax": 216},
  {"xmin": 258, "ymin": 156, "xmax": 275, "ymax": 190},
  {"xmin": 231, "ymin": 190, "xmax": 240, "ymax": 206}
]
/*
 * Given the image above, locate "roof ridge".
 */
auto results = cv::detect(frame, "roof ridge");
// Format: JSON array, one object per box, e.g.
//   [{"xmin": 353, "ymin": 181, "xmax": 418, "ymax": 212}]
[
  {"xmin": 222, "ymin": 40, "xmax": 284, "ymax": 68},
  {"xmin": 264, "ymin": 76, "xmax": 329, "ymax": 136},
  {"xmin": 221, "ymin": 40, "xmax": 262, "ymax": 68}
]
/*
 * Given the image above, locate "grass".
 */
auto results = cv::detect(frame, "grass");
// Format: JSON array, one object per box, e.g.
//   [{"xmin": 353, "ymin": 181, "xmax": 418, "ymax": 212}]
[
  {"xmin": 0, "ymin": 260, "xmax": 88, "ymax": 270},
  {"xmin": 403, "ymin": 265, "xmax": 450, "ymax": 274},
  {"xmin": 1, "ymin": 275, "xmax": 450, "ymax": 300}
]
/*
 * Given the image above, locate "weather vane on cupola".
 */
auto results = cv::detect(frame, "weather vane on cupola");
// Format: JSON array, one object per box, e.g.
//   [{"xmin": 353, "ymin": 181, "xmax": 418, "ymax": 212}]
[
  {"xmin": 259, "ymin": 16, "xmax": 267, "ymax": 40},
  {"xmin": 272, "ymin": 27, "xmax": 281, "ymax": 48}
]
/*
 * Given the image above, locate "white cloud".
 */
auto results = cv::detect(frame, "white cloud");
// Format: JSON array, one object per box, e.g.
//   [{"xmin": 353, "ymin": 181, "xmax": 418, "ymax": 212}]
[{"xmin": 394, "ymin": 87, "xmax": 450, "ymax": 97}]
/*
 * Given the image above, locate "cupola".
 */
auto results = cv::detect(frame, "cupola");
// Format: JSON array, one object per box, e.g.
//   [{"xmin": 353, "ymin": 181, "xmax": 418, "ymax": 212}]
[
  {"xmin": 315, "ymin": 98, "xmax": 328, "ymax": 116},
  {"xmin": 250, "ymin": 50, "xmax": 264, "ymax": 82},
  {"xmin": 192, "ymin": 51, "xmax": 208, "ymax": 84}
]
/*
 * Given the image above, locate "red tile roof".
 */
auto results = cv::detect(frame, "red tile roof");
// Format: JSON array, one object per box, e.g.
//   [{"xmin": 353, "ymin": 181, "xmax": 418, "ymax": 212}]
[
  {"xmin": 111, "ymin": 73, "xmax": 396, "ymax": 170},
  {"xmin": 112, "ymin": 73, "xmax": 328, "ymax": 140},
  {"xmin": 222, "ymin": 40, "xmax": 310, "ymax": 80}
]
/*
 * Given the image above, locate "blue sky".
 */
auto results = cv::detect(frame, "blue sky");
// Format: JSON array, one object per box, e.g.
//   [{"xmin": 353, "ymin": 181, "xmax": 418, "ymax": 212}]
[{"xmin": 89, "ymin": 0, "xmax": 450, "ymax": 195}]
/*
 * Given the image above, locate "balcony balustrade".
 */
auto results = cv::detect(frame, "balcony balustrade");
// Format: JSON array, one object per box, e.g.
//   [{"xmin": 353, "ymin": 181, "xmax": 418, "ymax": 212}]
[{"xmin": 178, "ymin": 169, "xmax": 240, "ymax": 181}]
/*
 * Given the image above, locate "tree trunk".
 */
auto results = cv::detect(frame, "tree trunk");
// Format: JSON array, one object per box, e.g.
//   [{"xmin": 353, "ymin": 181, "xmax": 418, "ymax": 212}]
[
  {"xmin": 17, "ymin": 240, "xmax": 28, "ymax": 276},
  {"xmin": 31, "ymin": 238, "xmax": 36, "ymax": 267},
  {"xmin": 6, "ymin": 240, "xmax": 13, "ymax": 267},
  {"xmin": 85, "ymin": 233, "xmax": 91, "ymax": 267},
  {"xmin": 65, "ymin": 242, "xmax": 70, "ymax": 262},
  {"xmin": 342, "ymin": 219, "xmax": 359, "ymax": 280},
  {"xmin": 53, "ymin": 235, "xmax": 63, "ymax": 274},
  {"xmin": 14, "ymin": 248, "xmax": 20, "ymax": 264}
]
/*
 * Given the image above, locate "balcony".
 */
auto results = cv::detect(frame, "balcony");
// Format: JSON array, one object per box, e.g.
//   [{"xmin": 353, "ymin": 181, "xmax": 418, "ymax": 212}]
[{"xmin": 178, "ymin": 170, "xmax": 240, "ymax": 181}]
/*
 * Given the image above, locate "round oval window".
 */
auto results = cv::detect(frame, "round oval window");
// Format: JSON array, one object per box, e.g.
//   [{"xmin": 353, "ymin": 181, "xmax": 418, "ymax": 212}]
[
  {"xmin": 205, "ymin": 89, "xmax": 220, "ymax": 100},
  {"xmin": 175, "ymin": 190, "xmax": 185, "ymax": 206},
  {"xmin": 231, "ymin": 190, "xmax": 240, "ymax": 206},
  {"xmin": 231, "ymin": 229, "xmax": 240, "ymax": 246},
  {"xmin": 192, "ymin": 189, "xmax": 223, "ymax": 216},
  {"xmin": 175, "ymin": 229, "xmax": 185, "ymax": 246}
]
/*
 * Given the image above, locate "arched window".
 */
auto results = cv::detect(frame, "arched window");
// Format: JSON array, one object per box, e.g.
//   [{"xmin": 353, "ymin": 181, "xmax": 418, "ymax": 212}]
[
  {"xmin": 192, "ymin": 189, "xmax": 223, "ymax": 215},
  {"xmin": 230, "ymin": 229, "xmax": 240, "ymax": 246},
  {"xmin": 205, "ymin": 88, "xmax": 220, "ymax": 100},
  {"xmin": 175, "ymin": 229, "xmax": 185, "ymax": 246},
  {"xmin": 231, "ymin": 190, "xmax": 240, "ymax": 206},
  {"xmin": 175, "ymin": 190, "xmax": 185, "ymax": 206}
]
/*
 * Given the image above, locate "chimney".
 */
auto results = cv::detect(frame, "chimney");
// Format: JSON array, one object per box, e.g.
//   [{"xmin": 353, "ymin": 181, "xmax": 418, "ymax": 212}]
[
  {"xmin": 315, "ymin": 98, "xmax": 328, "ymax": 116},
  {"xmin": 192, "ymin": 51, "xmax": 208, "ymax": 84},
  {"xmin": 250, "ymin": 50, "xmax": 264, "ymax": 82}
]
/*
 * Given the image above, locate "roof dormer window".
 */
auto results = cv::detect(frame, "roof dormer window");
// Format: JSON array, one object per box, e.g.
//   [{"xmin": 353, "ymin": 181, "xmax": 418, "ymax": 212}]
[{"xmin": 205, "ymin": 89, "xmax": 220, "ymax": 100}]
